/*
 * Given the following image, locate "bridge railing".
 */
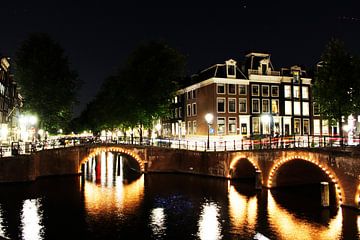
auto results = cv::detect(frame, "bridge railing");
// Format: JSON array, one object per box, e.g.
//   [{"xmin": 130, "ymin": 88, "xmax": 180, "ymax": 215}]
[{"xmin": 1, "ymin": 134, "xmax": 359, "ymax": 157}]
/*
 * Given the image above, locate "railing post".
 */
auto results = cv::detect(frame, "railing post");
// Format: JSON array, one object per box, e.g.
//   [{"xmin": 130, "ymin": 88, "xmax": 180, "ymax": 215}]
[
  {"xmin": 178, "ymin": 139, "xmax": 181, "ymax": 149},
  {"xmin": 214, "ymin": 142, "xmax": 216, "ymax": 152},
  {"xmin": 186, "ymin": 141, "xmax": 188, "ymax": 150},
  {"xmin": 224, "ymin": 141, "xmax": 227, "ymax": 151},
  {"xmin": 233, "ymin": 140, "xmax": 236, "ymax": 150},
  {"xmin": 323, "ymin": 136, "xmax": 326, "ymax": 147},
  {"xmin": 241, "ymin": 139, "xmax": 243, "ymax": 150},
  {"xmin": 195, "ymin": 141, "xmax": 197, "ymax": 151}
]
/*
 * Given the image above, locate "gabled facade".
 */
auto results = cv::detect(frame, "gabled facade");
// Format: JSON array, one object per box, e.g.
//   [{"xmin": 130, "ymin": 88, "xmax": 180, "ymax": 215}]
[{"xmin": 164, "ymin": 53, "xmax": 313, "ymax": 138}]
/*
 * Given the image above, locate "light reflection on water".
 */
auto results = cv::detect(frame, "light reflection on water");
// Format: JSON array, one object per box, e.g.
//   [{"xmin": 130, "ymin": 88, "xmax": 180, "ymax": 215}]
[{"xmin": 0, "ymin": 152, "xmax": 357, "ymax": 239}]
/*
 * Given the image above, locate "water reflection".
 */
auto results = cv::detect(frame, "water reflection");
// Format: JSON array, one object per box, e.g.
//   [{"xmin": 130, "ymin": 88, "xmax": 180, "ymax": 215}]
[
  {"xmin": 21, "ymin": 198, "xmax": 44, "ymax": 240},
  {"xmin": 198, "ymin": 202, "xmax": 222, "ymax": 240},
  {"xmin": 0, "ymin": 205, "xmax": 5, "ymax": 238},
  {"xmin": 268, "ymin": 190, "xmax": 342, "ymax": 240},
  {"xmin": 150, "ymin": 207, "xmax": 166, "ymax": 238},
  {"xmin": 228, "ymin": 183, "xmax": 257, "ymax": 235}
]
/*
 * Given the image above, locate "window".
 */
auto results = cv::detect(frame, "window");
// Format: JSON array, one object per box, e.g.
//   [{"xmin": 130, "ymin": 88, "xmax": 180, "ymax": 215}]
[
  {"xmin": 252, "ymin": 117, "xmax": 260, "ymax": 134},
  {"xmin": 293, "ymin": 71, "xmax": 300, "ymax": 83},
  {"xmin": 217, "ymin": 117, "xmax": 226, "ymax": 135},
  {"xmin": 293, "ymin": 86, "xmax": 300, "ymax": 98},
  {"xmin": 262, "ymin": 99, "xmax": 270, "ymax": 113},
  {"xmin": 187, "ymin": 121, "xmax": 192, "ymax": 135},
  {"xmin": 302, "ymin": 86, "xmax": 309, "ymax": 99},
  {"xmin": 217, "ymin": 98, "xmax": 225, "ymax": 113},
  {"xmin": 174, "ymin": 96, "xmax": 178, "ymax": 103},
  {"xmin": 228, "ymin": 98, "xmax": 236, "ymax": 113},
  {"xmin": 239, "ymin": 85, "xmax": 247, "ymax": 95},
  {"xmin": 228, "ymin": 84, "xmax": 236, "ymax": 94},
  {"xmin": 179, "ymin": 107, "xmax": 182, "ymax": 118},
  {"xmin": 193, "ymin": 121, "xmax": 197, "ymax": 134},
  {"xmin": 313, "ymin": 102, "xmax": 320, "ymax": 116},
  {"xmin": 294, "ymin": 101, "xmax": 301, "ymax": 115},
  {"xmin": 228, "ymin": 117, "xmax": 237, "ymax": 134},
  {"xmin": 302, "ymin": 102, "xmax": 309, "ymax": 116},
  {"xmin": 187, "ymin": 104, "xmax": 191, "ymax": 117},
  {"xmin": 271, "ymin": 86, "xmax": 279, "ymax": 97},
  {"xmin": 192, "ymin": 103, "xmax": 197, "ymax": 116},
  {"xmin": 322, "ymin": 120, "xmax": 329, "ymax": 135},
  {"xmin": 217, "ymin": 84, "xmax": 225, "ymax": 94},
  {"xmin": 294, "ymin": 118, "xmax": 301, "ymax": 134},
  {"xmin": 303, "ymin": 119, "xmax": 309, "ymax": 135},
  {"xmin": 271, "ymin": 100, "xmax": 279, "ymax": 114},
  {"xmin": 227, "ymin": 65, "xmax": 235, "ymax": 77},
  {"xmin": 241, "ymin": 123, "xmax": 247, "ymax": 134},
  {"xmin": 252, "ymin": 99, "xmax": 260, "ymax": 113},
  {"xmin": 284, "ymin": 85, "xmax": 291, "ymax": 98},
  {"xmin": 175, "ymin": 108, "xmax": 178, "ymax": 118},
  {"xmin": 285, "ymin": 101, "xmax": 292, "ymax": 115},
  {"xmin": 262, "ymin": 85, "xmax": 269, "ymax": 97},
  {"xmin": 192, "ymin": 90, "xmax": 197, "ymax": 99},
  {"xmin": 239, "ymin": 98, "xmax": 247, "ymax": 113},
  {"xmin": 314, "ymin": 119, "xmax": 320, "ymax": 135},
  {"xmin": 187, "ymin": 91, "xmax": 191, "ymax": 100},
  {"xmin": 252, "ymin": 85, "xmax": 259, "ymax": 96}
]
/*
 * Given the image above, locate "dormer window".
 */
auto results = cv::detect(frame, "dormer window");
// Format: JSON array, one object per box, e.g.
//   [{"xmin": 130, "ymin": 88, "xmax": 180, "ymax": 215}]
[
  {"xmin": 226, "ymin": 59, "xmax": 236, "ymax": 78},
  {"xmin": 293, "ymin": 71, "xmax": 300, "ymax": 83},
  {"xmin": 262, "ymin": 64, "xmax": 267, "ymax": 75}
]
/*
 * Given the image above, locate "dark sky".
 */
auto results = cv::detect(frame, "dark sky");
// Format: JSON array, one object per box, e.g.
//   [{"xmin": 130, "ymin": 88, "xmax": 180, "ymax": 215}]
[{"xmin": 1, "ymin": 1, "xmax": 360, "ymax": 116}]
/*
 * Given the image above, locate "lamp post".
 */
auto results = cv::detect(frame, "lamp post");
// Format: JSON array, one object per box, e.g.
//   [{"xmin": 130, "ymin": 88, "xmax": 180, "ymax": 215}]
[{"xmin": 205, "ymin": 113, "xmax": 214, "ymax": 150}]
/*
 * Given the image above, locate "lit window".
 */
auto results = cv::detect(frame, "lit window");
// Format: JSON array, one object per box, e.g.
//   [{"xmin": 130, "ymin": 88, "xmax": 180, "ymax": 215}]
[
  {"xmin": 271, "ymin": 100, "xmax": 279, "ymax": 114},
  {"xmin": 187, "ymin": 104, "xmax": 191, "ymax": 117},
  {"xmin": 174, "ymin": 96, "xmax": 178, "ymax": 103},
  {"xmin": 314, "ymin": 119, "xmax": 320, "ymax": 135},
  {"xmin": 193, "ymin": 121, "xmax": 197, "ymax": 134},
  {"xmin": 293, "ymin": 86, "xmax": 300, "ymax": 98},
  {"xmin": 241, "ymin": 123, "xmax": 247, "ymax": 134},
  {"xmin": 302, "ymin": 86, "xmax": 309, "ymax": 99},
  {"xmin": 217, "ymin": 84, "xmax": 225, "ymax": 94},
  {"xmin": 302, "ymin": 102, "xmax": 309, "ymax": 116},
  {"xmin": 228, "ymin": 98, "xmax": 236, "ymax": 113},
  {"xmin": 294, "ymin": 118, "xmax": 301, "ymax": 134},
  {"xmin": 217, "ymin": 117, "xmax": 226, "ymax": 135},
  {"xmin": 217, "ymin": 98, "xmax": 225, "ymax": 113},
  {"xmin": 228, "ymin": 117, "xmax": 236, "ymax": 134},
  {"xmin": 271, "ymin": 86, "xmax": 279, "ymax": 97},
  {"xmin": 294, "ymin": 101, "xmax": 301, "ymax": 115},
  {"xmin": 262, "ymin": 99, "xmax": 270, "ymax": 113},
  {"xmin": 322, "ymin": 120, "xmax": 329, "ymax": 135},
  {"xmin": 192, "ymin": 103, "xmax": 197, "ymax": 116},
  {"xmin": 252, "ymin": 117, "xmax": 260, "ymax": 134},
  {"xmin": 239, "ymin": 85, "xmax": 247, "ymax": 95},
  {"xmin": 252, "ymin": 99, "xmax": 260, "ymax": 113},
  {"xmin": 239, "ymin": 98, "xmax": 247, "ymax": 113},
  {"xmin": 284, "ymin": 85, "xmax": 291, "ymax": 98},
  {"xmin": 293, "ymin": 71, "xmax": 300, "ymax": 83},
  {"xmin": 228, "ymin": 84, "xmax": 236, "ymax": 94},
  {"xmin": 303, "ymin": 119, "xmax": 309, "ymax": 134},
  {"xmin": 252, "ymin": 85, "xmax": 259, "ymax": 96},
  {"xmin": 262, "ymin": 85, "xmax": 269, "ymax": 97},
  {"xmin": 285, "ymin": 101, "xmax": 292, "ymax": 115}
]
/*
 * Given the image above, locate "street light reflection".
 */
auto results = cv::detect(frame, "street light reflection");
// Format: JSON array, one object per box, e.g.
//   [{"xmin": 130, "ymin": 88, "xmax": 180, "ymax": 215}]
[
  {"xmin": 0, "ymin": 205, "xmax": 6, "ymax": 239},
  {"xmin": 267, "ymin": 190, "xmax": 342, "ymax": 240},
  {"xmin": 197, "ymin": 202, "xmax": 222, "ymax": 240},
  {"xmin": 21, "ymin": 199, "xmax": 44, "ymax": 240},
  {"xmin": 150, "ymin": 208, "xmax": 166, "ymax": 238}
]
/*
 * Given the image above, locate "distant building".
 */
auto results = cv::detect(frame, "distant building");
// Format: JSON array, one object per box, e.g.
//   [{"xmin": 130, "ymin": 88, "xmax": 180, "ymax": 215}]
[
  {"xmin": 0, "ymin": 56, "xmax": 23, "ymax": 142},
  {"xmin": 163, "ymin": 53, "xmax": 313, "ymax": 138}
]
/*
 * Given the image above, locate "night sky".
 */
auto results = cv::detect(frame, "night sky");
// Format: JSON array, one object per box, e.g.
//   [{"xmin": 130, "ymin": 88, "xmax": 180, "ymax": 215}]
[{"xmin": 1, "ymin": 1, "xmax": 359, "ymax": 116}]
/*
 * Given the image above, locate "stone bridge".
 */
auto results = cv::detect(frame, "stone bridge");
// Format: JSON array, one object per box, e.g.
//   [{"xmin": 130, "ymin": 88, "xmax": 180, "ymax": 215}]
[{"xmin": 1, "ymin": 143, "xmax": 360, "ymax": 208}]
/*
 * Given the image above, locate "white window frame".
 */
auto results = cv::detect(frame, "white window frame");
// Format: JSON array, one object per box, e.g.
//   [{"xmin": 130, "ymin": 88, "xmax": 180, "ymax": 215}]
[
  {"xmin": 262, "ymin": 99, "xmax": 270, "ymax": 113},
  {"xmin": 271, "ymin": 86, "xmax": 279, "ymax": 97},
  {"xmin": 294, "ymin": 101, "xmax": 301, "ymax": 116},
  {"xmin": 228, "ymin": 84, "xmax": 236, "ymax": 95},
  {"xmin": 193, "ymin": 120, "xmax": 197, "ymax": 134},
  {"xmin": 303, "ymin": 119, "xmax": 310, "ymax": 135},
  {"xmin": 252, "ymin": 117, "xmax": 260, "ymax": 134},
  {"xmin": 239, "ymin": 98, "xmax": 247, "ymax": 113},
  {"xmin": 252, "ymin": 99, "xmax": 260, "ymax": 113},
  {"xmin": 284, "ymin": 85, "xmax": 291, "ymax": 98},
  {"xmin": 217, "ymin": 84, "xmax": 225, "ymax": 94},
  {"xmin": 217, "ymin": 97, "xmax": 226, "ymax": 113},
  {"xmin": 293, "ymin": 86, "xmax": 300, "ymax": 99},
  {"xmin": 228, "ymin": 117, "xmax": 237, "ymax": 134},
  {"xmin": 228, "ymin": 98, "xmax": 236, "ymax": 113},
  {"xmin": 252, "ymin": 84, "xmax": 260, "ymax": 96},
  {"xmin": 302, "ymin": 86, "xmax": 309, "ymax": 99},
  {"xmin": 302, "ymin": 102, "xmax": 309, "ymax": 116},
  {"xmin": 294, "ymin": 118, "xmax": 301, "ymax": 134},
  {"xmin": 271, "ymin": 99, "xmax": 279, "ymax": 114},
  {"xmin": 187, "ymin": 104, "xmax": 191, "ymax": 117},
  {"xmin": 285, "ymin": 101, "xmax": 292, "ymax": 115},
  {"xmin": 192, "ymin": 103, "xmax": 197, "ymax": 116},
  {"xmin": 262, "ymin": 85, "xmax": 269, "ymax": 97},
  {"xmin": 239, "ymin": 85, "xmax": 247, "ymax": 95},
  {"xmin": 217, "ymin": 117, "xmax": 226, "ymax": 135}
]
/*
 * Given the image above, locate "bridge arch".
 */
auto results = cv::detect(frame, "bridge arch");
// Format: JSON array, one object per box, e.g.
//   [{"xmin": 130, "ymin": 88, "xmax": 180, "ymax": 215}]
[
  {"xmin": 229, "ymin": 156, "xmax": 261, "ymax": 180},
  {"xmin": 267, "ymin": 155, "xmax": 344, "ymax": 205},
  {"xmin": 79, "ymin": 146, "xmax": 145, "ymax": 173}
]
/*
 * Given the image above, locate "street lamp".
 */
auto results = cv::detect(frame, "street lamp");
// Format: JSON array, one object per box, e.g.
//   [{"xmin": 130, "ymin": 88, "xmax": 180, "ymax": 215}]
[{"xmin": 205, "ymin": 113, "xmax": 214, "ymax": 149}]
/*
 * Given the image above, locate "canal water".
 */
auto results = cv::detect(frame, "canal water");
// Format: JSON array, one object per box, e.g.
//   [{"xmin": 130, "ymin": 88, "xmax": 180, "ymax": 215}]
[{"xmin": 0, "ymin": 152, "xmax": 358, "ymax": 240}]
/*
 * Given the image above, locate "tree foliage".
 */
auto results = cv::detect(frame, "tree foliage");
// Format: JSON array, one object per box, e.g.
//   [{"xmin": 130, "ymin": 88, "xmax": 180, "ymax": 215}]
[
  {"xmin": 313, "ymin": 38, "xmax": 360, "ymax": 136},
  {"xmin": 75, "ymin": 40, "xmax": 186, "ymax": 135},
  {"xmin": 15, "ymin": 33, "xmax": 81, "ymax": 134}
]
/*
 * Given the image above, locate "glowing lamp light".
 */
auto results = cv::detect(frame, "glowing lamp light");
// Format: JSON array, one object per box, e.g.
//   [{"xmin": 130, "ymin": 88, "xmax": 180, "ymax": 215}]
[
  {"xmin": 342, "ymin": 125, "xmax": 349, "ymax": 132},
  {"xmin": 261, "ymin": 114, "xmax": 271, "ymax": 124},
  {"xmin": 205, "ymin": 113, "xmax": 214, "ymax": 124}
]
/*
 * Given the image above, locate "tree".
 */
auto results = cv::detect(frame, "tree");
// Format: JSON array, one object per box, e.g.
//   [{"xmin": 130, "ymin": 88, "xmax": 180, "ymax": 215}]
[
  {"xmin": 14, "ymin": 33, "xmax": 81, "ymax": 134},
  {"xmin": 313, "ymin": 39, "xmax": 360, "ymax": 141},
  {"xmin": 75, "ymin": 41, "xmax": 186, "ymax": 142}
]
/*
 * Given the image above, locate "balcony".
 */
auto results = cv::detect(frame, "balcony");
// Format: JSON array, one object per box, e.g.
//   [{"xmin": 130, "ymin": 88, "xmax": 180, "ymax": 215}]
[{"xmin": 248, "ymin": 69, "xmax": 281, "ymax": 76}]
